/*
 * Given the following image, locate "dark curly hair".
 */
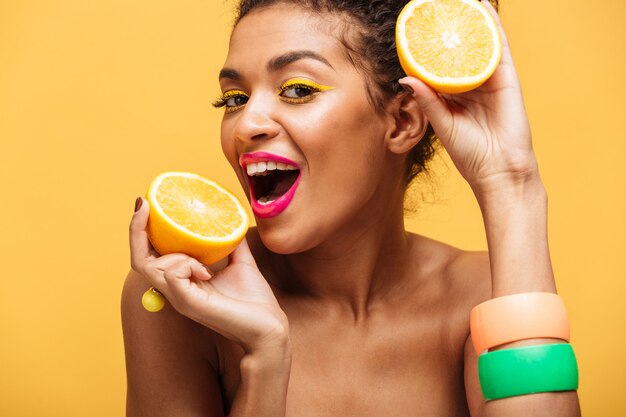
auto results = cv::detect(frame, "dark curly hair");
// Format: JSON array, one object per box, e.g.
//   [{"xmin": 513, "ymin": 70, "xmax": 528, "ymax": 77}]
[{"xmin": 233, "ymin": 0, "xmax": 498, "ymax": 187}]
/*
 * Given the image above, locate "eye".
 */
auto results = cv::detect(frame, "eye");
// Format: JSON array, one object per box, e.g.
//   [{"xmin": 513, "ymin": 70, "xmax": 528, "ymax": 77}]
[
  {"xmin": 281, "ymin": 84, "xmax": 315, "ymax": 99},
  {"xmin": 279, "ymin": 79, "xmax": 334, "ymax": 103},
  {"xmin": 225, "ymin": 94, "xmax": 249, "ymax": 107},
  {"xmin": 212, "ymin": 89, "xmax": 249, "ymax": 113}
]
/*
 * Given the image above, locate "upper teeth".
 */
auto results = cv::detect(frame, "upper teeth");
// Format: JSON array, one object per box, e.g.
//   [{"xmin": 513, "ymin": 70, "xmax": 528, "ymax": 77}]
[{"xmin": 246, "ymin": 161, "xmax": 298, "ymax": 176}]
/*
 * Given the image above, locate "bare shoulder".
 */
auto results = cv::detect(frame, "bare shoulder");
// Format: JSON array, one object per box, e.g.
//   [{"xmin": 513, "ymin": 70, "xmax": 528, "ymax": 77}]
[
  {"xmin": 406, "ymin": 232, "xmax": 492, "ymax": 309},
  {"xmin": 121, "ymin": 269, "xmax": 218, "ymax": 355},
  {"xmin": 121, "ymin": 270, "xmax": 224, "ymax": 416},
  {"xmin": 445, "ymin": 244, "xmax": 492, "ymax": 306}
]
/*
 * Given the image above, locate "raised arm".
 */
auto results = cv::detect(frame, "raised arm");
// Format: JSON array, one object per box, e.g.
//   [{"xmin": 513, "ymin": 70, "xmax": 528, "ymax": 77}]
[
  {"xmin": 398, "ymin": 2, "xmax": 580, "ymax": 415},
  {"xmin": 122, "ymin": 198, "xmax": 292, "ymax": 417}
]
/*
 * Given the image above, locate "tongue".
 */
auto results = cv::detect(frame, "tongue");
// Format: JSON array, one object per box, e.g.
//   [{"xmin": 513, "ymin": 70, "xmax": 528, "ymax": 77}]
[{"xmin": 267, "ymin": 175, "xmax": 295, "ymax": 200}]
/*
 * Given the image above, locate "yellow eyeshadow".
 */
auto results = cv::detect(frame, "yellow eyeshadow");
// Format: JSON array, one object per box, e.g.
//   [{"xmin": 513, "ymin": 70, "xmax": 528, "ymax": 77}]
[
  {"xmin": 212, "ymin": 89, "xmax": 248, "ymax": 112},
  {"xmin": 280, "ymin": 78, "xmax": 334, "ymax": 91},
  {"xmin": 223, "ymin": 89, "xmax": 247, "ymax": 98}
]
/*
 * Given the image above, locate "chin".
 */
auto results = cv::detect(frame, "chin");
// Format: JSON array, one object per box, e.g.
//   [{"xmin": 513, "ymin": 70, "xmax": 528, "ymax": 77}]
[{"xmin": 256, "ymin": 222, "xmax": 320, "ymax": 255}]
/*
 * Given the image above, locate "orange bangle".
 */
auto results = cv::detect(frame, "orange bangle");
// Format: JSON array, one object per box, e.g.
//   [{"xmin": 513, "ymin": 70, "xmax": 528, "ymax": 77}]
[{"xmin": 470, "ymin": 292, "xmax": 570, "ymax": 354}]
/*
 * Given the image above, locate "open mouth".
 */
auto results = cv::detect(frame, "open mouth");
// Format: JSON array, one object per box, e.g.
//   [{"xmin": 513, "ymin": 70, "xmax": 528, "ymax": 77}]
[
  {"xmin": 242, "ymin": 155, "xmax": 302, "ymax": 218},
  {"xmin": 247, "ymin": 162, "xmax": 300, "ymax": 203}
]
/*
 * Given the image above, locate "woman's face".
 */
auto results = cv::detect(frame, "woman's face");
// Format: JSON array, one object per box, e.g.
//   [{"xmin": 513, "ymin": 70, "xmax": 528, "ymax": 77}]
[{"xmin": 218, "ymin": 5, "xmax": 401, "ymax": 254}]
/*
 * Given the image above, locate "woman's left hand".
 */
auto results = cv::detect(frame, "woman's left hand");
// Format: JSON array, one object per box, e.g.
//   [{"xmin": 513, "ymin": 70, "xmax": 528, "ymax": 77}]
[{"xmin": 399, "ymin": 1, "xmax": 537, "ymax": 197}]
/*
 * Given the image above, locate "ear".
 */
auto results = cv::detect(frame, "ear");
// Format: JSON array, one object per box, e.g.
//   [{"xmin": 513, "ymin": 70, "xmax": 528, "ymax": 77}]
[{"xmin": 384, "ymin": 92, "xmax": 429, "ymax": 155}]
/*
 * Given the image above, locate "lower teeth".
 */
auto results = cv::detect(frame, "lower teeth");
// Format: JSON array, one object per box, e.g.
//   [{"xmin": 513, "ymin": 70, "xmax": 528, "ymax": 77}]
[{"xmin": 258, "ymin": 196, "xmax": 274, "ymax": 204}]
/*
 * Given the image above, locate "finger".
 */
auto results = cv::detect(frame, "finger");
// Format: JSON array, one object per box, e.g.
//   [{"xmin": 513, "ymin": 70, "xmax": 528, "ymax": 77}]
[
  {"xmin": 146, "ymin": 240, "xmax": 160, "ymax": 258},
  {"xmin": 480, "ymin": 0, "xmax": 514, "ymax": 67},
  {"xmin": 228, "ymin": 238, "xmax": 258, "ymax": 268},
  {"xmin": 162, "ymin": 258, "xmax": 223, "ymax": 318},
  {"xmin": 476, "ymin": 0, "xmax": 524, "ymax": 96},
  {"xmin": 129, "ymin": 197, "xmax": 156, "ymax": 270},
  {"xmin": 163, "ymin": 257, "xmax": 214, "ymax": 284},
  {"xmin": 141, "ymin": 253, "xmax": 191, "ymax": 290},
  {"xmin": 482, "ymin": 0, "xmax": 498, "ymax": 12},
  {"xmin": 161, "ymin": 262, "xmax": 258, "ymax": 338},
  {"xmin": 398, "ymin": 76, "xmax": 453, "ymax": 141},
  {"xmin": 163, "ymin": 258, "xmax": 194, "ymax": 289}
]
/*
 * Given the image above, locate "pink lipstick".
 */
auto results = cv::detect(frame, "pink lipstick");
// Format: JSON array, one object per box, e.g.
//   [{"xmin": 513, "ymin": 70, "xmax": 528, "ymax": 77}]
[{"xmin": 239, "ymin": 152, "xmax": 301, "ymax": 218}]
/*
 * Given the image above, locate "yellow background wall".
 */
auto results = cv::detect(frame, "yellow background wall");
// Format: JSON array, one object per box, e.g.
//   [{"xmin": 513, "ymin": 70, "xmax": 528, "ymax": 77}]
[{"xmin": 0, "ymin": 0, "xmax": 623, "ymax": 415}]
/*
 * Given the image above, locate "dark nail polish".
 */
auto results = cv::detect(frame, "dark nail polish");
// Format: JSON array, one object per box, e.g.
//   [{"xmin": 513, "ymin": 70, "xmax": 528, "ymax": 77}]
[
  {"xmin": 399, "ymin": 82, "xmax": 414, "ymax": 94},
  {"xmin": 204, "ymin": 265, "xmax": 215, "ymax": 278},
  {"xmin": 134, "ymin": 197, "xmax": 143, "ymax": 212}
]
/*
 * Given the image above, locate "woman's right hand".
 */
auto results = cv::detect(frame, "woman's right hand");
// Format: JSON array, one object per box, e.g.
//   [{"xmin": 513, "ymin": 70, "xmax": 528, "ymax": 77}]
[{"xmin": 129, "ymin": 197, "xmax": 290, "ymax": 355}]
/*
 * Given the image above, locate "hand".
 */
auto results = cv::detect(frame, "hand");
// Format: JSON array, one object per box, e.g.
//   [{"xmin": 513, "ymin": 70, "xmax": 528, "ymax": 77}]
[
  {"xmin": 400, "ymin": 2, "xmax": 537, "ymax": 196},
  {"xmin": 129, "ymin": 198, "xmax": 290, "ymax": 354}
]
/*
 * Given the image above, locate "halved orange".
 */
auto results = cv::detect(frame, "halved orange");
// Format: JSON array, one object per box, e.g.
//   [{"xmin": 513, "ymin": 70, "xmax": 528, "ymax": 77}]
[
  {"xmin": 146, "ymin": 171, "xmax": 249, "ymax": 265},
  {"xmin": 396, "ymin": 0, "xmax": 502, "ymax": 94}
]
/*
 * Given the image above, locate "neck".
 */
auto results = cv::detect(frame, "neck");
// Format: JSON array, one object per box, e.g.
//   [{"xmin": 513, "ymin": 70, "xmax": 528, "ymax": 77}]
[{"xmin": 269, "ymin": 184, "xmax": 412, "ymax": 322}]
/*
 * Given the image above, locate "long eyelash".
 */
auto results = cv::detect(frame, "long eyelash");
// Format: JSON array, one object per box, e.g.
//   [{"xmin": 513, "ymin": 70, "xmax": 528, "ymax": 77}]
[
  {"xmin": 283, "ymin": 83, "xmax": 316, "ymax": 95},
  {"xmin": 282, "ymin": 84, "xmax": 315, "ymax": 102},
  {"xmin": 280, "ymin": 79, "xmax": 334, "ymax": 92},
  {"xmin": 212, "ymin": 97, "xmax": 227, "ymax": 108},
  {"xmin": 279, "ymin": 79, "xmax": 334, "ymax": 104},
  {"xmin": 212, "ymin": 90, "xmax": 248, "ymax": 110}
]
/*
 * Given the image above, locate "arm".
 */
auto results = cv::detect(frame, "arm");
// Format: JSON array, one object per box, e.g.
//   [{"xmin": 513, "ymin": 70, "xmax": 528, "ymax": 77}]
[
  {"xmin": 464, "ymin": 332, "xmax": 580, "ymax": 417},
  {"xmin": 229, "ymin": 345, "xmax": 292, "ymax": 416},
  {"xmin": 124, "ymin": 200, "xmax": 292, "ymax": 417},
  {"xmin": 122, "ymin": 270, "xmax": 225, "ymax": 416},
  {"xmin": 399, "ymin": 2, "xmax": 581, "ymax": 415},
  {"xmin": 462, "ymin": 180, "xmax": 581, "ymax": 416}
]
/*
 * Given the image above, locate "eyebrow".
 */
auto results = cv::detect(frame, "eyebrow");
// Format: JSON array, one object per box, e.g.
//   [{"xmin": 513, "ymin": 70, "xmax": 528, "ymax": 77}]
[
  {"xmin": 218, "ymin": 50, "xmax": 334, "ymax": 81},
  {"xmin": 218, "ymin": 68, "xmax": 242, "ymax": 81},
  {"xmin": 267, "ymin": 50, "xmax": 334, "ymax": 72}
]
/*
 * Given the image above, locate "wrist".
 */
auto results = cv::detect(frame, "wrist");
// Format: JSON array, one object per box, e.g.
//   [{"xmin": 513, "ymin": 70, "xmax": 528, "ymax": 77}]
[
  {"xmin": 240, "ymin": 349, "xmax": 292, "ymax": 375},
  {"xmin": 473, "ymin": 171, "xmax": 546, "ymax": 211},
  {"xmin": 242, "ymin": 329, "xmax": 292, "ymax": 373},
  {"xmin": 472, "ymin": 171, "xmax": 555, "ymax": 296},
  {"xmin": 466, "ymin": 146, "xmax": 543, "ymax": 202},
  {"xmin": 233, "ymin": 333, "xmax": 292, "ymax": 417}
]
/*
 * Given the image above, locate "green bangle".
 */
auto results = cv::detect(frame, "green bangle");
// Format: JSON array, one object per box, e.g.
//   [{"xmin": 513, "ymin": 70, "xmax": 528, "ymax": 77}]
[{"xmin": 478, "ymin": 343, "xmax": 579, "ymax": 401}]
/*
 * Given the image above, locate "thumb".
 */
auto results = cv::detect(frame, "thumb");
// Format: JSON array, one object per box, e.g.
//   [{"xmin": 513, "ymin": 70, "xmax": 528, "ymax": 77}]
[
  {"xmin": 399, "ymin": 76, "xmax": 453, "ymax": 140},
  {"xmin": 228, "ymin": 238, "xmax": 258, "ymax": 268}
]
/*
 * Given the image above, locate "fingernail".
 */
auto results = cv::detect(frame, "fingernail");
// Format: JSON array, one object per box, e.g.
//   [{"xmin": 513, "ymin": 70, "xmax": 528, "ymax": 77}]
[
  {"xmin": 134, "ymin": 197, "xmax": 143, "ymax": 212},
  {"xmin": 204, "ymin": 265, "xmax": 215, "ymax": 278},
  {"xmin": 399, "ymin": 81, "xmax": 414, "ymax": 94}
]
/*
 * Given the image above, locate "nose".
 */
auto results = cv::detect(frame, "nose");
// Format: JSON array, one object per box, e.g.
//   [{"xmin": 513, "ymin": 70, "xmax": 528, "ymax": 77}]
[{"xmin": 231, "ymin": 94, "xmax": 280, "ymax": 144}]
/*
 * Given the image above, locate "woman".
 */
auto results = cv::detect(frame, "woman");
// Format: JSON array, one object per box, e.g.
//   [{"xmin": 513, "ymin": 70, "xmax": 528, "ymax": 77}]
[{"xmin": 123, "ymin": 0, "xmax": 582, "ymax": 415}]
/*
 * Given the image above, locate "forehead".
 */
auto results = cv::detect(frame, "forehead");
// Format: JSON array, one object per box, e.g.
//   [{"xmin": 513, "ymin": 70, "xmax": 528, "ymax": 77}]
[{"xmin": 224, "ymin": 5, "xmax": 351, "ymax": 75}]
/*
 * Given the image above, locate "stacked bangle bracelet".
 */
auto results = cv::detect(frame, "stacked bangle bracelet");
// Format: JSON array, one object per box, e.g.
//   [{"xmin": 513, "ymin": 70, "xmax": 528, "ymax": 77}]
[
  {"xmin": 479, "ymin": 343, "xmax": 578, "ymax": 400},
  {"xmin": 470, "ymin": 292, "xmax": 579, "ymax": 401},
  {"xmin": 470, "ymin": 292, "xmax": 570, "ymax": 354}
]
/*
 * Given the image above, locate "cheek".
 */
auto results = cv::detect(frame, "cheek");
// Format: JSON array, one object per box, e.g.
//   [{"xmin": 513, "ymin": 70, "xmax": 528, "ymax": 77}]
[
  {"xmin": 220, "ymin": 122, "xmax": 237, "ymax": 165},
  {"xmin": 220, "ymin": 122, "xmax": 248, "ymax": 189},
  {"xmin": 303, "ymin": 116, "xmax": 388, "ymax": 207},
  {"xmin": 307, "ymin": 103, "xmax": 386, "ymax": 169}
]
